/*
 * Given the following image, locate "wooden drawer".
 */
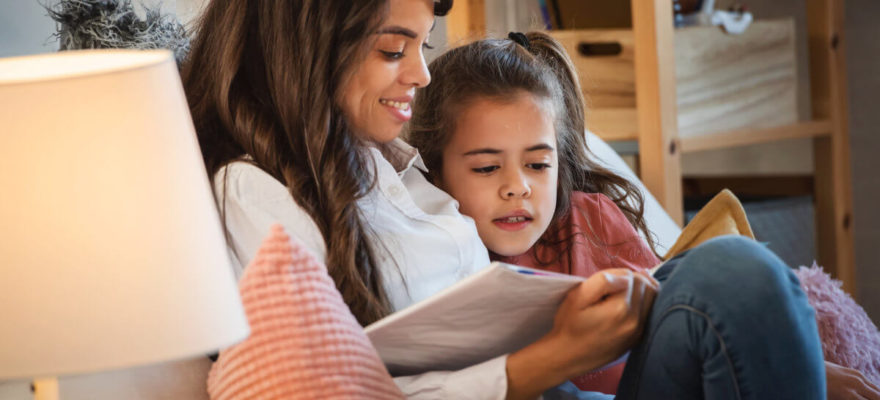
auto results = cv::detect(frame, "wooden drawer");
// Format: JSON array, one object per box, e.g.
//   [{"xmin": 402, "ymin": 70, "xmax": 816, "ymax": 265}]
[{"xmin": 550, "ymin": 19, "xmax": 798, "ymax": 141}]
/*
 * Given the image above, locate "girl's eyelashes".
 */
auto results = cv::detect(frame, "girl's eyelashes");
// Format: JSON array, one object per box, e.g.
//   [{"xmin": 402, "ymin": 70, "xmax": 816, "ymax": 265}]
[
  {"xmin": 471, "ymin": 165, "xmax": 499, "ymax": 174},
  {"xmin": 471, "ymin": 163, "xmax": 550, "ymax": 174},
  {"xmin": 422, "ymin": 42, "xmax": 435, "ymax": 50},
  {"xmin": 527, "ymin": 163, "xmax": 552, "ymax": 171}
]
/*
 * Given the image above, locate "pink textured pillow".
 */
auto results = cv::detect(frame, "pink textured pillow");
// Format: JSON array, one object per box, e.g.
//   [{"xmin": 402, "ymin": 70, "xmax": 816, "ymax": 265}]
[
  {"xmin": 795, "ymin": 262, "xmax": 880, "ymax": 383},
  {"xmin": 207, "ymin": 225, "xmax": 403, "ymax": 400}
]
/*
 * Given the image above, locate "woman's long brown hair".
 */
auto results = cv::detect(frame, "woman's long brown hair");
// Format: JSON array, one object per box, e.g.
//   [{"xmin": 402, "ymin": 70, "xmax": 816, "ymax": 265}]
[
  {"xmin": 406, "ymin": 31, "xmax": 658, "ymax": 261},
  {"xmin": 182, "ymin": 0, "xmax": 453, "ymax": 326}
]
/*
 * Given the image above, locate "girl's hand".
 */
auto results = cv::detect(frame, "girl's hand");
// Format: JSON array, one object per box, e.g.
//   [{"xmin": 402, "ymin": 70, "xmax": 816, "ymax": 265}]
[
  {"xmin": 826, "ymin": 361, "xmax": 880, "ymax": 399},
  {"xmin": 505, "ymin": 268, "xmax": 658, "ymax": 400}
]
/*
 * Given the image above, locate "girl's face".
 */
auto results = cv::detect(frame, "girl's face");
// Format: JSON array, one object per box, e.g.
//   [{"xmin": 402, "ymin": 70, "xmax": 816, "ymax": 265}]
[
  {"xmin": 341, "ymin": 0, "xmax": 434, "ymax": 143},
  {"xmin": 439, "ymin": 92, "xmax": 559, "ymax": 257}
]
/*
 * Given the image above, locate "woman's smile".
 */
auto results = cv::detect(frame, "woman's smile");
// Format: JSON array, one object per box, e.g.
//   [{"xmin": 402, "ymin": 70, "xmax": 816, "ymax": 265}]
[{"xmin": 379, "ymin": 96, "xmax": 413, "ymax": 122}]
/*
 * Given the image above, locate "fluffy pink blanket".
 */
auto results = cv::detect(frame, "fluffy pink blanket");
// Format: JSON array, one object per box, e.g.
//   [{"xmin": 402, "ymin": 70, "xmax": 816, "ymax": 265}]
[{"xmin": 795, "ymin": 262, "xmax": 880, "ymax": 383}]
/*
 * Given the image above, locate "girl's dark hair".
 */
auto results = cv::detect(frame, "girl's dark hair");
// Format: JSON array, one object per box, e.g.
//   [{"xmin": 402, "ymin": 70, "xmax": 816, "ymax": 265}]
[
  {"xmin": 406, "ymin": 31, "xmax": 658, "ymax": 261},
  {"xmin": 182, "ymin": 0, "xmax": 452, "ymax": 326}
]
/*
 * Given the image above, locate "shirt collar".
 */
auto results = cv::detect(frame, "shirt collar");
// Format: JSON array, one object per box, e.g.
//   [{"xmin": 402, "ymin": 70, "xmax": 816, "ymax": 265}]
[{"xmin": 369, "ymin": 138, "xmax": 428, "ymax": 174}]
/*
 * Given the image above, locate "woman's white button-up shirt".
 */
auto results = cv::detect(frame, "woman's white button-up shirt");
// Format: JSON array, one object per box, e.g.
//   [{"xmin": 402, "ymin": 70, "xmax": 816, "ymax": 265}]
[{"xmin": 215, "ymin": 139, "xmax": 508, "ymax": 399}]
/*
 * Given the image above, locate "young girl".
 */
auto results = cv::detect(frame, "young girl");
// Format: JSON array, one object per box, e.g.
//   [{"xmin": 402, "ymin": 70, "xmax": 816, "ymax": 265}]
[{"xmin": 407, "ymin": 31, "xmax": 826, "ymax": 398}]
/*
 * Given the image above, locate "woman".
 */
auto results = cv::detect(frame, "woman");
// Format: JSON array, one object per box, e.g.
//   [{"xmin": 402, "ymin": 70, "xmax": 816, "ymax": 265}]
[
  {"xmin": 184, "ymin": 0, "xmax": 548, "ymax": 397},
  {"xmin": 180, "ymin": 0, "xmax": 856, "ymax": 398}
]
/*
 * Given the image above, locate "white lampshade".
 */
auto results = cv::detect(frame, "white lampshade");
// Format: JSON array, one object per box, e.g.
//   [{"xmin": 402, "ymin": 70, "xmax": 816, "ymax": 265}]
[{"xmin": 0, "ymin": 50, "xmax": 249, "ymax": 380}]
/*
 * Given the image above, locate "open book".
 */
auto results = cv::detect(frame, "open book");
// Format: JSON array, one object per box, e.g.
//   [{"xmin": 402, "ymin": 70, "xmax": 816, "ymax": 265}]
[{"xmin": 365, "ymin": 262, "xmax": 583, "ymax": 376}]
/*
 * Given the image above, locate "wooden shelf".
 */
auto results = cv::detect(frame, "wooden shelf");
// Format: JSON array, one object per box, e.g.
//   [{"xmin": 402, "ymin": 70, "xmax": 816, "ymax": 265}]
[
  {"xmin": 595, "ymin": 119, "xmax": 833, "ymax": 150},
  {"xmin": 679, "ymin": 120, "xmax": 833, "ymax": 153}
]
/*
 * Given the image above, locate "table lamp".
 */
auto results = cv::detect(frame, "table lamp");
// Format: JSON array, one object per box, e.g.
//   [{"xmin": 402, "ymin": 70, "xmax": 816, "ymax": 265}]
[{"xmin": 0, "ymin": 50, "xmax": 249, "ymax": 399}]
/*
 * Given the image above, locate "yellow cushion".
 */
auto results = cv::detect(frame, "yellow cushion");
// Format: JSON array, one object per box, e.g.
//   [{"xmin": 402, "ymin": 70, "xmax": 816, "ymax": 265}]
[{"xmin": 663, "ymin": 189, "xmax": 755, "ymax": 260}]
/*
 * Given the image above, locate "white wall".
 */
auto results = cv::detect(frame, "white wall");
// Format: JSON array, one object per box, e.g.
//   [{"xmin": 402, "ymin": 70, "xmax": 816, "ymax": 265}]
[
  {"xmin": 0, "ymin": 0, "xmax": 204, "ymax": 58},
  {"xmin": 0, "ymin": 0, "xmax": 59, "ymax": 57}
]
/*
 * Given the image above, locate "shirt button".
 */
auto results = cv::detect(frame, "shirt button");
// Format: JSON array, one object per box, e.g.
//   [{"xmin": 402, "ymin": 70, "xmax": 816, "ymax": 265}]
[{"xmin": 388, "ymin": 185, "xmax": 403, "ymax": 197}]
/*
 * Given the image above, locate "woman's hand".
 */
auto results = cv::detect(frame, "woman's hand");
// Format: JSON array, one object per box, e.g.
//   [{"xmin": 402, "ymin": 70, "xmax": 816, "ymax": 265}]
[
  {"xmin": 505, "ymin": 268, "xmax": 659, "ymax": 400},
  {"xmin": 826, "ymin": 360, "xmax": 880, "ymax": 399},
  {"xmin": 550, "ymin": 269, "xmax": 659, "ymax": 375}
]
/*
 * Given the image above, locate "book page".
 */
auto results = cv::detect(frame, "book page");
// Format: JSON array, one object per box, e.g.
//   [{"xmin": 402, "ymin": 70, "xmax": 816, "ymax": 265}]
[{"xmin": 365, "ymin": 262, "xmax": 583, "ymax": 376}]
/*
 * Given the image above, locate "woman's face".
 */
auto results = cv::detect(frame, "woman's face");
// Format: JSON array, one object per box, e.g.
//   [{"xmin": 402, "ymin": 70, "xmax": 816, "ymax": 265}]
[
  {"xmin": 439, "ymin": 93, "xmax": 559, "ymax": 257},
  {"xmin": 341, "ymin": 0, "xmax": 435, "ymax": 143}
]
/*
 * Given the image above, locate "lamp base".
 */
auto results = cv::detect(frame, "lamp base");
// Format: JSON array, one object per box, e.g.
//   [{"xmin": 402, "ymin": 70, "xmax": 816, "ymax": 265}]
[{"xmin": 32, "ymin": 377, "xmax": 58, "ymax": 400}]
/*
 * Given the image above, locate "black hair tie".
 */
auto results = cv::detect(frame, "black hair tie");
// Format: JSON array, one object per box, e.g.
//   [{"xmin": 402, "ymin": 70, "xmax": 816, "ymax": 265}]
[{"xmin": 508, "ymin": 31, "xmax": 531, "ymax": 51}]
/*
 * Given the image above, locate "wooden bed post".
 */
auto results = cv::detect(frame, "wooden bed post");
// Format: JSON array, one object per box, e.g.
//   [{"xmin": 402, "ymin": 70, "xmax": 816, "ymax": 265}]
[
  {"xmin": 807, "ymin": 0, "xmax": 856, "ymax": 294},
  {"xmin": 632, "ymin": 0, "xmax": 684, "ymax": 225}
]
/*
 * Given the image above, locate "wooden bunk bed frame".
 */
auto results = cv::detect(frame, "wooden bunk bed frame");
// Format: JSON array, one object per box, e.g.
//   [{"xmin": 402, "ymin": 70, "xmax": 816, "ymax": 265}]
[{"xmin": 446, "ymin": 0, "xmax": 856, "ymax": 295}]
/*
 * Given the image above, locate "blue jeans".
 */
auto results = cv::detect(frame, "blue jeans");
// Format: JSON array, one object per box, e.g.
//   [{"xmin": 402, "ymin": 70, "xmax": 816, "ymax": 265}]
[{"xmin": 546, "ymin": 236, "xmax": 825, "ymax": 400}]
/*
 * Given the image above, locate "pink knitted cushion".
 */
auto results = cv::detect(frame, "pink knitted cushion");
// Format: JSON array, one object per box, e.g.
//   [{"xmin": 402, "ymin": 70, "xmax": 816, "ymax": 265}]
[
  {"xmin": 795, "ymin": 262, "xmax": 880, "ymax": 383},
  {"xmin": 207, "ymin": 225, "xmax": 403, "ymax": 400}
]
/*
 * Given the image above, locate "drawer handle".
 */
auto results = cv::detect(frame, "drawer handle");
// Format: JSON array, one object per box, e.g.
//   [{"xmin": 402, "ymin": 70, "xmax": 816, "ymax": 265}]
[{"xmin": 577, "ymin": 42, "xmax": 623, "ymax": 57}]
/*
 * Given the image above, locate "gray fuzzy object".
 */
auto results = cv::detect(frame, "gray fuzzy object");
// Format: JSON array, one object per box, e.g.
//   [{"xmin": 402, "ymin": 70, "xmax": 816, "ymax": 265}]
[{"xmin": 46, "ymin": 0, "xmax": 191, "ymax": 66}]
